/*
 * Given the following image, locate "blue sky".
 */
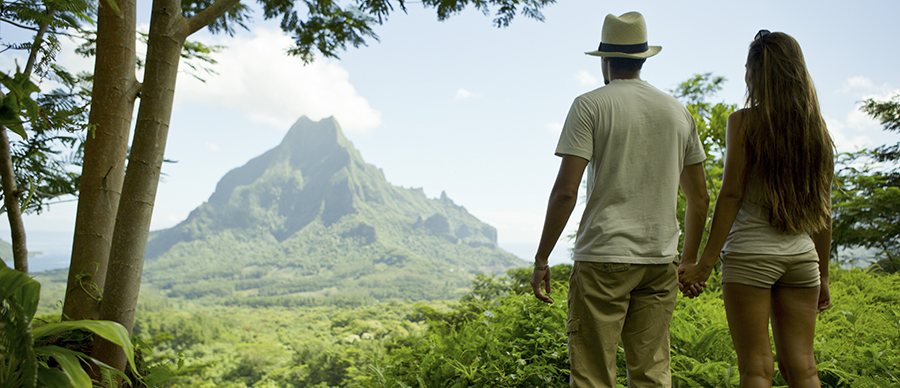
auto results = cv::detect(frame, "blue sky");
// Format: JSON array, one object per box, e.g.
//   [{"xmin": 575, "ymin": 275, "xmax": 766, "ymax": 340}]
[{"xmin": 3, "ymin": 0, "xmax": 899, "ymax": 266}]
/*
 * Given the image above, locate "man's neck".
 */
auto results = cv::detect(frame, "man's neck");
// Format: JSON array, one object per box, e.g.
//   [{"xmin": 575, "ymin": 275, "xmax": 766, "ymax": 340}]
[{"xmin": 608, "ymin": 71, "xmax": 641, "ymax": 81}]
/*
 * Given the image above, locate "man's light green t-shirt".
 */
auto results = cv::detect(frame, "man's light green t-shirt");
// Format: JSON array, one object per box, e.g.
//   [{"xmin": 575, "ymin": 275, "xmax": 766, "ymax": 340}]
[{"xmin": 556, "ymin": 79, "xmax": 707, "ymax": 264}]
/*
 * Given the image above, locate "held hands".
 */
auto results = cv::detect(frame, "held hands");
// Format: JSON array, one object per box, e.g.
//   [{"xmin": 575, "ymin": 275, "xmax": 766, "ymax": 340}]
[
  {"xmin": 677, "ymin": 262, "xmax": 711, "ymax": 299},
  {"xmin": 531, "ymin": 265, "xmax": 553, "ymax": 304}
]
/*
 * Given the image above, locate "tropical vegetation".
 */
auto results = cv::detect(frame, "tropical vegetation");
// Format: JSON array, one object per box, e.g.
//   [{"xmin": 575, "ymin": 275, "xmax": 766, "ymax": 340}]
[
  {"xmin": 3, "ymin": 0, "xmax": 899, "ymax": 384},
  {"xmin": 24, "ymin": 262, "xmax": 899, "ymax": 387}
]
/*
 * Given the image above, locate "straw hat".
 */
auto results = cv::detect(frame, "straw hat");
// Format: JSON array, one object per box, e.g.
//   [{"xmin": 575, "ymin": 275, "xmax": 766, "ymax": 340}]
[{"xmin": 585, "ymin": 12, "xmax": 662, "ymax": 59}]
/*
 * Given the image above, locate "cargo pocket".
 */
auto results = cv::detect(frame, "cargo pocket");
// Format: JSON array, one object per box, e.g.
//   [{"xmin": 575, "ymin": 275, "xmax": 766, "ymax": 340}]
[{"xmin": 566, "ymin": 317, "xmax": 581, "ymax": 335}]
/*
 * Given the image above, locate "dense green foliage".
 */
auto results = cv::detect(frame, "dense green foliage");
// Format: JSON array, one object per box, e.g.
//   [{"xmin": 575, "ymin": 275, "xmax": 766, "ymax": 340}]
[
  {"xmin": 367, "ymin": 265, "xmax": 900, "ymax": 388},
  {"xmin": 0, "ymin": 0, "xmax": 92, "ymax": 215},
  {"xmin": 128, "ymin": 298, "xmax": 442, "ymax": 387},
  {"xmin": 0, "ymin": 260, "xmax": 136, "ymax": 387},
  {"xmin": 832, "ymin": 94, "xmax": 900, "ymax": 272},
  {"xmin": 46, "ymin": 264, "xmax": 888, "ymax": 387}
]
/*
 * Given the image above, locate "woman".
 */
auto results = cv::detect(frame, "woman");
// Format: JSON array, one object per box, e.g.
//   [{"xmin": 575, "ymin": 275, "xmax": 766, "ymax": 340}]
[{"xmin": 678, "ymin": 31, "xmax": 833, "ymax": 388}]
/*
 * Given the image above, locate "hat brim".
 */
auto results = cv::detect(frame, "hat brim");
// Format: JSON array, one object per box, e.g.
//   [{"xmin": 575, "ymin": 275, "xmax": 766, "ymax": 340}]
[{"xmin": 585, "ymin": 46, "xmax": 662, "ymax": 59}]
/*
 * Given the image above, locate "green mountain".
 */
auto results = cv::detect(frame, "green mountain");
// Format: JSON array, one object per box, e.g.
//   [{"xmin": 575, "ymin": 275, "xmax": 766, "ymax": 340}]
[{"xmin": 143, "ymin": 116, "xmax": 524, "ymax": 305}]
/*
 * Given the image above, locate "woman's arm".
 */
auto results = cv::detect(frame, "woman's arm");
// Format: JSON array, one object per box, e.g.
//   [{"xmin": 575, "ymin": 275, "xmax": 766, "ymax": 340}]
[{"xmin": 812, "ymin": 170, "xmax": 833, "ymax": 312}]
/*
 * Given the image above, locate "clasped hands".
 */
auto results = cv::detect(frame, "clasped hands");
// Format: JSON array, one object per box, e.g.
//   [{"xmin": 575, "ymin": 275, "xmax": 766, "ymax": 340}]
[{"xmin": 677, "ymin": 261, "xmax": 712, "ymax": 298}]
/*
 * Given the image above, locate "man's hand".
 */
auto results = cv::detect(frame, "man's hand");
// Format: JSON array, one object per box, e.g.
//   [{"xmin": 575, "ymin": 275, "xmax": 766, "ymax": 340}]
[
  {"xmin": 677, "ymin": 262, "xmax": 710, "ymax": 298},
  {"xmin": 531, "ymin": 266, "xmax": 553, "ymax": 304}
]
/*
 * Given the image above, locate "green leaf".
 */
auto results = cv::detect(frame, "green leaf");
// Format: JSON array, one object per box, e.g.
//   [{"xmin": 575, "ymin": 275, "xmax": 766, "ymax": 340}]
[
  {"xmin": 90, "ymin": 358, "xmax": 131, "ymax": 386},
  {"xmin": 0, "ymin": 70, "xmax": 40, "ymax": 139},
  {"xmin": 31, "ymin": 320, "xmax": 137, "ymax": 374},
  {"xmin": 0, "ymin": 260, "xmax": 41, "ymax": 321},
  {"xmin": 34, "ymin": 346, "xmax": 91, "ymax": 388},
  {"xmin": 37, "ymin": 366, "xmax": 77, "ymax": 388}
]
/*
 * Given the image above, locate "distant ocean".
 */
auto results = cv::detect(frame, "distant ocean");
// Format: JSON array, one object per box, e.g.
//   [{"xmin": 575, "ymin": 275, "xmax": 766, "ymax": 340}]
[
  {"xmin": 1, "ymin": 230, "xmax": 73, "ymax": 273},
  {"xmin": 2, "ymin": 232, "xmax": 576, "ymax": 272}
]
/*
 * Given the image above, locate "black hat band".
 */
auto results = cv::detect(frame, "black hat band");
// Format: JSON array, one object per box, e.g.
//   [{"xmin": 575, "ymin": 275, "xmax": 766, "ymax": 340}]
[{"xmin": 598, "ymin": 42, "xmax": 649, "ymax": 53}]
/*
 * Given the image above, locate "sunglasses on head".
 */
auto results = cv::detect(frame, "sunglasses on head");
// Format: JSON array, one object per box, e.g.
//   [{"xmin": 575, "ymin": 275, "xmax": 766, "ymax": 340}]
[{"xmin": 755, "ymin": 29, "xmax": 770, "ymax": 48}]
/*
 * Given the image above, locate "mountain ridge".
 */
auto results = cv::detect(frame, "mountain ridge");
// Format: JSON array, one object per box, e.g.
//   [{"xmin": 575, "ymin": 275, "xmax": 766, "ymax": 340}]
[{"xmin": 143, "ymin": 116, "xmax": 524, "ymax": 303}]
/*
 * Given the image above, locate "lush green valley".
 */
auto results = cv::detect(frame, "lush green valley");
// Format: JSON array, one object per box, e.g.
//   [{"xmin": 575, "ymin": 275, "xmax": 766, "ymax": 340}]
[{"xmin": 29, "ymin": 263, "xmax": 899, "ymax": 387}]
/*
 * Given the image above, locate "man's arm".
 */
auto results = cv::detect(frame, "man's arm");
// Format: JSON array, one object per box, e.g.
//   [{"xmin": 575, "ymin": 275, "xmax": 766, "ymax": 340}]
[
  {"xmin": 531, "ymin": 155, "xmax": 589, "ymax": 303},
  {"xmin": 679, "ymin": 110, "xmax": 748, "ymax": 295},
  {"xmin": 679, "ymin": 163, "xmax": 709, "ymax": 265},
  {"xmin": 677, "ymin": 163, "xmax": 709, "ymax": 296}
]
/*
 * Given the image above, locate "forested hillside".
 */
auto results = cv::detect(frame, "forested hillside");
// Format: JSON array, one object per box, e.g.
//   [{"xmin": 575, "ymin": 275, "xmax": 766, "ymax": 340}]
[
  {"xmin": 43, "ymin": 264, "xmax": 890, "ymax": 387},
  {"xmin": 140, "ymin": 117, "xmax": 523, "ymax": 304}
]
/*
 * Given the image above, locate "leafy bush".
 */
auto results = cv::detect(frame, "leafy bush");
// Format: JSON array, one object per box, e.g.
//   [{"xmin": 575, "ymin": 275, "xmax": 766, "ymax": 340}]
[
  {"xmin": 0, "ymin": 260, "xmax": 136, "ymax": 387},
  {"xmin": 108, "ymin": 264, "xmax": 900, "ymax": 387},
  {"xmin": 359, "ymin": 265, "xmax": 900, "ymax": 388}
]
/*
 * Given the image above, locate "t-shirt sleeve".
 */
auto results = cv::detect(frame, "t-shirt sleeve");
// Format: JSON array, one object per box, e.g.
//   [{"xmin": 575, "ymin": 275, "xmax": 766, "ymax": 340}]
[
  {"xmin": 555, "ymin": 96, "xmax": 595, "ymax": 161},
  {"xmin": 683, "ymin": 109, "xmax": 707, "ymax": 165}
]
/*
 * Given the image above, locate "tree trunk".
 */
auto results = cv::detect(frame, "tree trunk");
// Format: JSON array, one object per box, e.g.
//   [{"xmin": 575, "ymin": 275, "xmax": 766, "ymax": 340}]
[
  {"xmin": 91, "ymin": 0, "xmax": 187, "ymax": 372},
  {"xmin": 62, "ymin": 0, "xmax": 138, "ymax": 321},
  {"xmin": 89, "ymin": 0, "xmax": 243, "ymax": 372},
  {"xmin": 0, "ymin": 6, "xmax": 61, "ymax": 274},
  {"xmin": 0, "ymin": 123, "xmax": 27, "ymax": 274}
]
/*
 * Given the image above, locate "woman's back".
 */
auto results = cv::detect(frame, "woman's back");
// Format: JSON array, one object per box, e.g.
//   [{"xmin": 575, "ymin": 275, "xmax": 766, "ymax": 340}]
[
  {"xmin": 723, "ymin": 171, "xmax": 816, "ymax": 255},
  {"xmin": 741, "ymin": 32, "xmax": 834, "ymax": 235}
]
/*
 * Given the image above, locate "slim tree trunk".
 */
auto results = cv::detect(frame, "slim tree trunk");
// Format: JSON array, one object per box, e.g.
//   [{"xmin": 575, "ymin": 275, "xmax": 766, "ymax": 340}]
[
  {"xmin": 62, "ymin": 0, "xmax": 138, "ymax": 321},
  {"xmin": 0, "ymin": 123, "xmax": 27, "ymax": 274},
  {"xmin": 91, "ymin": 0, "xmax": 239, "ymax": 372},
  {"xmin": 0, "ymin": 6, "xmax": 59, "ymax": 274}
]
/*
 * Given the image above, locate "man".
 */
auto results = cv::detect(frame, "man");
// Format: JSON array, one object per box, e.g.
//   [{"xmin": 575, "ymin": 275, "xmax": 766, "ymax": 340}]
[{"xmin": 530, "ymin": 11, "xmax": 709, "ymax": 388}]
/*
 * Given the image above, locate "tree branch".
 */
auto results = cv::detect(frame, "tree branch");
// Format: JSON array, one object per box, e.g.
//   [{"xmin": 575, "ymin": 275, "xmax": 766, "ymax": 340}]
[
  {"xmin": 24, "ymin": 7, "xmax": 56, "ymax": 77},
  {"xmin": 1, "ymin": 15, "xmax": 83, "ymax": 39},
  {"xmin": 0, "ymin": 118, "xmax": 29, "ymax": 273},
  {"xmin": 0, "ymin": 16, "xmax": 39, "ymax": 32},
  {"xmin": 184, "ymin": 0, "xmax": 241, "ymax": 37}
]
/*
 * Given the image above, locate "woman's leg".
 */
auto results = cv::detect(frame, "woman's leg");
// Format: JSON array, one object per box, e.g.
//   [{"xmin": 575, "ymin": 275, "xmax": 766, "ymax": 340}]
[
  {"xmin": 770, "ymin": 285, "xmax": 821, "ymax": 388},
  {"xmin": 723, "ymin": 283, "xmax": 775, "ymax": 388}
]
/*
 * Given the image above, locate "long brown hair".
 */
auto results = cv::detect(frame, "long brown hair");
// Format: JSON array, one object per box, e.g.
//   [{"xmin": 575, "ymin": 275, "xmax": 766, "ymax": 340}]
[{"xmin": 743, "ymin": 31, "xmax": 834, "ymax": 234}]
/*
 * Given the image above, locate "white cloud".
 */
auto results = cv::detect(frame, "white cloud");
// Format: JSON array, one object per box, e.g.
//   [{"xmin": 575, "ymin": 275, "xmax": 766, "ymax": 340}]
[
  {"xmin": 176, "ymin": 27, "xmax": 381, "ymax": 134},
  {"xmin": 204, "ymin": 142, "xmax": 222, "ymax": 153},
  {"xmin": 545, "ymin": 122, "xmax": 563, "ymax": 134},
  {"xmin": 824, "ymin": 115, "xmax": 871, "ymax": 153},
  {"xmin": 574, "ymin": 70, "xmax": 599, "ymax": 87},
  {"xmin": 827, "ymin": 77, "xmax": 900, "ymax": 153},
  {"xmin": 455, "ymin": 88, "xmax": 479, "ymax": 100},
  {"xmin": 838, "ymin": 76, "xmax": 898, "ymax": 101},
  {"xmin": 845, "ymin": 104, "xmax": 880, "ymax": 131},
  {"xmin": 841, "ymin": 76, "xmax": 875, "ymax": 92}
]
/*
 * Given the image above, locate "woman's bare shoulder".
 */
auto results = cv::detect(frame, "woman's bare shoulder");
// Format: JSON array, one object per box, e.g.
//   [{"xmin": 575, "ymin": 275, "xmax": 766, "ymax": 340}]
[
  {"xmin": 729, "ymin": 108, "xmax": 750, "ymax": 121},
  {"xmin": 726, "ymin": 109, "xmax": 750, "ymax": 143}
]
